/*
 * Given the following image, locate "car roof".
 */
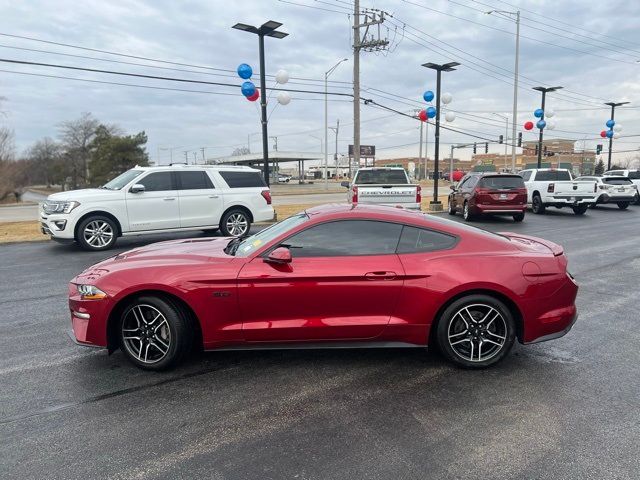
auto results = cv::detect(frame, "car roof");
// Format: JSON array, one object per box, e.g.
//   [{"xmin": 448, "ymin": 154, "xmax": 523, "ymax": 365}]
[
  {"xmin": 356, "ymin": 167, "xmax": 405, "ymax": 171},
  {"xmin": 132, "ymin": 164, "xmax": 258, "ymax": 172}
]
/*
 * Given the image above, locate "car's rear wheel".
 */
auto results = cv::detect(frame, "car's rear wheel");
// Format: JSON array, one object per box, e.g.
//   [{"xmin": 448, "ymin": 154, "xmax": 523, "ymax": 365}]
[
  {"xmin": 634, "ymin": 193, "xmax": 640, "ymax": 205},
  {"xmin": 531, "ymin": 194, "xmax": 545, "ymax": 214},
  {"xmin": 572, "ymin": 205, "xmax": 588, "ymax": 215},
  {"xmin": 513, "ymin": 212, "xmax": 525, "ymax": 222},
  {"xmin": 119, "ymin": 296, "xmax": 192, "ymax": 371},
  {"xmin": 219, "ymin": 209, "xmax": 251, "ymax": 237},
  {"xmin": 76, "ymin": 215, "xmax": 117, "ymax": 251},
  {"xmin": 436, "ymin": 295, "xmax": 516, "ymax": 368},
  {"xmin": 462, "ymin": 202, "xmax": 473, "ymax": 221},
  {"xmin": 617, "ymin": 201, "xmax": 630, "ymax": 210},
  {"xmin": 448, "ymin": 197, "xmax": 456, "ymax": 215}
]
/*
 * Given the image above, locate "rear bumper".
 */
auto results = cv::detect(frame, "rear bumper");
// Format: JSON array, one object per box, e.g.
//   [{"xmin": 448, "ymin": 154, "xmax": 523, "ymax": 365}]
[
  {"xmin": 597, "ymin": 194, "xmax": 636, "ymax": 204},
  {"xmin": 253, "ymin": 206, "xmax": 276, "ymax": 223},
  {"xmin": 546, "ymin": 195, "xmax": 596, "ymax": 205},
  {"xmin": 524, "ymin": 311, "xmax": 578, "ymax": 344},
  {"xmin": 475, "ymin": 204, "xmax": 526, "ymax": 214}
]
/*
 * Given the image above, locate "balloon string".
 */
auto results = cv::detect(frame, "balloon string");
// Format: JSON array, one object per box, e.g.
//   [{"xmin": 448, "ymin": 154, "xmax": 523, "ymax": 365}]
[
  {"xmin": 268, "ymin": 102, "xmax": 279, "ymax": 122},
  {"xmin": 266, "ymin": 81, "xmax": 278, "ymax": 103}
]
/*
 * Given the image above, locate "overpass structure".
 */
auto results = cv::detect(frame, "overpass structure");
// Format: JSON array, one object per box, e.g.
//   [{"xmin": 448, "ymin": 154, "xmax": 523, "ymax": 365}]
[{"xmin": 207, "ymin": 151, "xmax": 323, "ymax": 182}]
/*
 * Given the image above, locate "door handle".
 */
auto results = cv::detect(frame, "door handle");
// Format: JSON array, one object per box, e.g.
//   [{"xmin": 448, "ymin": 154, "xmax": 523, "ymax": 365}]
[
  {"xmin": 208, "ymin": 195, "xmax": 220, "ymax": 198},
  {"xmin": 364, "ymin": 271, "xmax": 397, "ymax": 280},
  {"xmin": 163, "ymin": 197, "xmax": 176, "ymax": 201}
]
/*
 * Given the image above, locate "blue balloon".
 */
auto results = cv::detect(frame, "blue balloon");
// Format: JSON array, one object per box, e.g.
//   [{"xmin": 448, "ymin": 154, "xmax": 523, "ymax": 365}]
[
  {"xmin": 426, "ymin": 106, "xmax": 437, "ymax": 118},
  {"xmin": 423, "ymin": 90, "xmax": 434, "ymax": 102},
  {"xmin": 606, "ymin": 129, "xmax": 614, "ymax": 138},
  {"xmin": 606, "ymin": 119, "xmax": 615, "ymax": 128},
  {"xmin": 534, "ymin": 108, "xmax": 544, "ymax": 118},
  {"xmin": 241, "ymin": 81, "xmax": 256, "ymax": 97},
  {"xmin": 237, "ymin": 63, "xmax": 253, "ymax": 79},
  {"xmin": 536, "ymin": 119, "xmax": 546, "ymax": 129}
]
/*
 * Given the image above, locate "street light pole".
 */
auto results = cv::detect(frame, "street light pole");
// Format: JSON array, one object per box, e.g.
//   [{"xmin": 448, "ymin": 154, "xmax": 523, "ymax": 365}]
[
  {"xmin": 232, "ymin": 20, "xmax": 288, "ymax": 187},
  {"xmin": 325, "ymin": 59, "xmax": 348, "ymax": 190},
  {"xmin": 422, "ymin": 61, "xmax": 460, "ymax": 210},
  {"xmin": 492, "ymin": 113, "xmax": 509, "ymax": 170},
  {"xmin": 533, "ymin": 86, "xmax": 563, "ymax": 168},
  {"xmin": 604, "ymin": 101, "xmax": 630, "ymax": 170}
]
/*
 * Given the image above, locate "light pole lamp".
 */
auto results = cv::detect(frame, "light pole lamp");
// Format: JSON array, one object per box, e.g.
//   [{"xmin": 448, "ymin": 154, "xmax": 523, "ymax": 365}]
[
  {"xmin": 325, "ymin": 58, "xmax": 348, "ymax": 189},
  {"xmin": 532, "ymin": 86, "xmax": 562, "ymax": 168},
  {"xmin": 232, "ymin": 20, "xmax": 288, "ymax": 186},
  {"xmin": 422, "ymin": 61, "xmax": 460, "ymax": 210},
  {"xmin": 605, "ymin": 101, "xmax": 629, "ymax": 170}
]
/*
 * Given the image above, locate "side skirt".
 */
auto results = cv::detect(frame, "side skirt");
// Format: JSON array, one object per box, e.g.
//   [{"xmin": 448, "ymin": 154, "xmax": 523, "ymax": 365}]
[{"xmin": 205, "ymin": 341, "xmax": 426, "ymax": 352}]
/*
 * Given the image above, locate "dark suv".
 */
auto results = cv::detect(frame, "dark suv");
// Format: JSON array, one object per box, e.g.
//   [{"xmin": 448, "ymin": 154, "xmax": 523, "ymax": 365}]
[{"xmin": 448, "ymin": 173, "xmax": 527, "ymax": 222}]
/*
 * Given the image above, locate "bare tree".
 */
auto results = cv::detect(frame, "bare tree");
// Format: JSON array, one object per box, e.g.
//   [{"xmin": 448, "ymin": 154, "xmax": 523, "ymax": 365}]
[
  {"xmin": 232, "ymin": 146, "xmax": 251, "ymax": 156},
  {"xmin": 58, "ymin": 112, "xmax": 99, "ymax": 188},
  {"xmin": 26, "ymin": 137, "xmax": 62, "ymax": 187},
  {"xmin": 0, "ymin": 127, "xmax": 19, "ymax": 201}
]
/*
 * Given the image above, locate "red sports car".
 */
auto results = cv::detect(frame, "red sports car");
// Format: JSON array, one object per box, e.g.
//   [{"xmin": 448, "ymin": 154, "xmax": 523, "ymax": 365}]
[{"xmin": 69, "ymin": 204, "xmax": 578, "ymax": 371}]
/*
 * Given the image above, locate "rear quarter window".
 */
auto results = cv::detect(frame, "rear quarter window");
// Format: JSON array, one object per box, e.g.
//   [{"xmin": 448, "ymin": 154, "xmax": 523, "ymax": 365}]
[
  {"xmin": 219, "ymin": 171, "xmax": 267, "ymax": 188},
  {"xmin": 396, "ymin": 226, "xmax": 457, "ymax": 253}
]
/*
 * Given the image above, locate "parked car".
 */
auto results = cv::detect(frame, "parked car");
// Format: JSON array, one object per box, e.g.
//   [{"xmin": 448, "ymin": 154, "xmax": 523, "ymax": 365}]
[
  {"xmin": 341, "ymin": 167, "xmax": 421, "ymax": 209},
  {"xmin": 69, "ymin": 204, "xmax": 578, "ymax": 371},
  {"xmin": 277, "ymin": 174, "xmax": 291, "ymax": 183},
  {"xmin": 575, "ymin": 175, "xmax": 637, "ymax": 210},
  {"xmin": 448, "ymin": 173, "xmax": 527, "ymax": 222},
  {"xmin": 603, "ymin": 169, "xmax": 640, "ymax": 204},
  {"xmin": 519, "ymin": 168, "xmax": 597, "ymax": 215},
  {"xmin": 40, "ymin": 165, "xmax": 274, "ymax": 251}
]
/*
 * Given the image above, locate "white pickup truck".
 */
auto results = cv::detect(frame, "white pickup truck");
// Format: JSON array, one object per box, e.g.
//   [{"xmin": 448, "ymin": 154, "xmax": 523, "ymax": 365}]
[
  {"xmin": 519, "ymin": 168, "xmax": 598, "ymax": 215},
  {"xmin": 341, "ymin": 167, "xmax": 421, "ymax": 210}
]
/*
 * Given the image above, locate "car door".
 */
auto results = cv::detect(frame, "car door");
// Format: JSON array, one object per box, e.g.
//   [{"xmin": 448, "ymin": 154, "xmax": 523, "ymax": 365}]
[
  {"xmin": 125, "ymin": 171, "xmax": 180, "ymax": 231},
  {"xmin": 237, "ymin": 219, "xmax": 405, "ymax": 342},
  {"xmin": 462, "ymin": 176, "xmax": 479, "ymax": 204},
  {"xmin": 176, "ymin": 170, "xmax": 224, "ymax": 228},
  {"xmin": 452, "ymin": 177, "xmax": 469, "ymax": 211}
]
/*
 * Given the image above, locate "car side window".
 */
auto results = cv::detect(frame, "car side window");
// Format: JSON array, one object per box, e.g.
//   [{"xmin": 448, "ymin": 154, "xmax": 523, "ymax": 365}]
[
  {"xmin": 520, "ymin": 171, "xmax": 532, "ymax": 181},
  {"xmin": 457, "ymin": 178, "xmax": 468, "ymax": 189},
  {"xmin": 467, "ymin": 177, "xmax": 479, "ymax": 189},
  {"xmin": 219, "ymin": 171, "xmax": 267, "ymax": 188},
  {"xmin": 396, "ymin": 226, "xmax": 457, "ymax": 254},
  {"xmin": 283, "ymin": 220, "xmax": 403, "ymax": 257},
  {"xmin": 137, "ymin": 172, "xmax": 174, "ymax": 192},
  {"xmin": 177, "ymin": 171, "xmax": 214, "ymax": 190}
]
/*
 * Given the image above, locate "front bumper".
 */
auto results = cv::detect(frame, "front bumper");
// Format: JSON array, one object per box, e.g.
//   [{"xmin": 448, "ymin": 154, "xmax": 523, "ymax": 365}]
[
  {"xmin": 40, "ymin": 213, "xmax": 76, "ymax": 239},
  {"xmin": 69, "ymin": 288, "xmax": 112, "ymax": 347}
]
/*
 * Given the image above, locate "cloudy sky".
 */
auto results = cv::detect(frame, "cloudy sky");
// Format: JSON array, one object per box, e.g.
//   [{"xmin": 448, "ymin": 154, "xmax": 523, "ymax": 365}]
[{"xmin": 1, "ymin": 0, "xmax": 640, "ymax": 165}]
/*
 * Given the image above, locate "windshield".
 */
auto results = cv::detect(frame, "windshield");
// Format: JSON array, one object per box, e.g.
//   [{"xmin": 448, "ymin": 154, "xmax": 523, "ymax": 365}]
[
  {"xmin": 478, "ymin": 176, "xmax": 524, "ymax": 189},
  {"xmin": 232, "ymin": 213, "xmax": 310, "ymax": 257},
  {"xmin": 354, "ymin": 169, "xmax": 408, "ymax": 185},
  {"xmin": 102, "ymin": 169, "xmax": 143, "ymax": 190}
]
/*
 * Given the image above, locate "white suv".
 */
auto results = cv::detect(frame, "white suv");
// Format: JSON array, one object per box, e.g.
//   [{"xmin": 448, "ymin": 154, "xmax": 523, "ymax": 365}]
[
  {"xmin": 40, "ymin": 165, "xmax": 275, "ymax": 251},
  {"xmin": 603, "ymin": 169, "xmax": 640, "ymax": 204}
]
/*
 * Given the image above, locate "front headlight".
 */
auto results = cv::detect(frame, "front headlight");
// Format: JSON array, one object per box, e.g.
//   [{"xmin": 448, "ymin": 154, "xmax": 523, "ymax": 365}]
[
  {"xmin": 43, "ymin": 200, "xmax": 80, "ymax": 214},
  {"xmin": 76, "ymin": 284, "xmax": 107, "ymax": 300}
]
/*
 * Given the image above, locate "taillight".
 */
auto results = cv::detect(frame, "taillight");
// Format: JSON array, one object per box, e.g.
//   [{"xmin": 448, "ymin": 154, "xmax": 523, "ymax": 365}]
[
  {"xmin": 261, "ymin": 190, "xmax": 272, "ymax": 205},
  {"xmin": 547, "ymin": 183, "xmax": 555, "ymax": 193},
  {"xmin": 416, "ymin": 185, "xmax": 422, "ymax": 203},
  {"xmin": 598, "ymin": 184, "xmax": 607, "ymax": 190},
  {"xmin": 351, "ymin": 186, "xmax": 358, "ymax": 203},
  {"xmin": 475, "ymin": 188, "xmax": 490, "ymax": 195}
]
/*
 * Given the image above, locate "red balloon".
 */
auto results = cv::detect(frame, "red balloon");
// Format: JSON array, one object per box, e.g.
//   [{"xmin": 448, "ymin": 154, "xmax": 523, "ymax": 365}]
[
  {"xmin": 524, "ymin": 121, "xmax": 534, "ymax": 131},
  {"xmin": 247, "ymin": 89, "xmax": 260, "ymax": 102},
  {"xmin": 418, "ymin": 109, "xmax": 427, "ymax": 122},
  {"xmin": 600, "ymin": 130, "xmax": 607, "ymax": 138}
]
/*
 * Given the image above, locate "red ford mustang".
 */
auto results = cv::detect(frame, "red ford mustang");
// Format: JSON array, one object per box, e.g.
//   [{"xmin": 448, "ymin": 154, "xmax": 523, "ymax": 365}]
[{"xmin": 69, "ymin": 204, "xmax": 578, "ymax": 370}]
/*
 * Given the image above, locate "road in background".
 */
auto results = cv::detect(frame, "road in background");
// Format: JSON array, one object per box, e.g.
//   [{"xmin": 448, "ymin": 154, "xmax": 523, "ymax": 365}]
[{"xmin": 1, "ymin": 205, "xmax": 639, "ymax": 479}]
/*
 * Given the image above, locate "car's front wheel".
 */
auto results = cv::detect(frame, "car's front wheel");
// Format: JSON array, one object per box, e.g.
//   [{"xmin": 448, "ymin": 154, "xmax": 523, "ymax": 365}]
[
  {"xmin": 219, "ymin": 208, "xmax": 251, "ymax": 237},
  {"xmin": 436, "ymin": 294, "xmax": 516, "ymax": 368},
  {"xmin": 462, "ymin": 201, "xmax": 473, "ymax": 221},
  {"xmin": 119, "ymin": 296, "xmax": 193, "ymax": 371},
  {"xmin": 617, "ymin": 201, "xmax": 629, "ymax": 210},
  {"xmin": 76, "ymin": 215, "xmax": 118, "ymax": 251},
  {"xmin": 448, "ymin": 197, "xmax": 456, "ymax": 215}
]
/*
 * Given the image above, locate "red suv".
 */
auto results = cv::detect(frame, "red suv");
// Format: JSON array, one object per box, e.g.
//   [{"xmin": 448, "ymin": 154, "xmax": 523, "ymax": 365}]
[{"xmin": 448, "ymin": 173, "xmax": 527, "ymax": 222}]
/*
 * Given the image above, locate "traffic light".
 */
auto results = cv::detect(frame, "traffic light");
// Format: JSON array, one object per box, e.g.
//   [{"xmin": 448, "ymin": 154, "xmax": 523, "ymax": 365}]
[
  {"xmin": 596, "ymin": 144, "xmax": 603, "ymax": 154},
  {"xmin": 473, "ymin": 143, "xmax": 477, "ymax": 154},
  {"xmin": 517, "ymin": 132, "xmax": 522, "ymax": 147},
  {"xmin": 499, "ymin": 135, "xmax": 504, "ymax": 144},
  {"xmin": 484, "ymin": 142, "xmax": 488, "ymax": 154}
]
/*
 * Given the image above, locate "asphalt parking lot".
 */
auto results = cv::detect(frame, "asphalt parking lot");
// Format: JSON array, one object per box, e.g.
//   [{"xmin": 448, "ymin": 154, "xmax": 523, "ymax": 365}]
[{"xmin": 1, "ymin": 204, "xmax": 639, "ymax": 479}]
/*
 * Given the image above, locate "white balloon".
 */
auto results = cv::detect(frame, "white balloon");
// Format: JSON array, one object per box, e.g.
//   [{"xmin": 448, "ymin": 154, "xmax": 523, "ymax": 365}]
[
  {"xmin": 545, "ymin": 108, "xmax": 555, "ymax": 118},
  {"xmin": 441, "ymin": 92, "xmax": 453, "ymax": 105},
  {"xmin": 445, "ymin": 111, "xmax": 456, "ymax": 122},
  {"xmin": 613, "ymin": 123, "xmax": 622, "ymax": 132},
  {"xmin": 613, "ymin": 131, "xmax": 621, "ymax": 139},
  {"xmin": 275, "ymin": 69, "xmax": 289, "ymax": 84},
  {"xmin": 277, "ymin": 91, "xmax": 291, "ymax": 105},
  {"xmin": 546, "ymin": 119, "xmax": 556, "ymax": 130}
]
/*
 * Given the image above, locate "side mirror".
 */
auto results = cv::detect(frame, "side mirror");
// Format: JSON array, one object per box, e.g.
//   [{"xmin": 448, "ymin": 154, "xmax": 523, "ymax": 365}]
[
  {"xmin": 340, "ymin": 181, "xmax": 350, "ymax": 188},
  {"xmin": 265, "ymin": 246, "xmax": 292, "ymax": 265},
  {"xmin": 450, "ymin": 184, "xmax": 456, "ymax": 191},
  {"xmin": 130, "ymin": 184, "xmax": 145, "ymax": 193}
]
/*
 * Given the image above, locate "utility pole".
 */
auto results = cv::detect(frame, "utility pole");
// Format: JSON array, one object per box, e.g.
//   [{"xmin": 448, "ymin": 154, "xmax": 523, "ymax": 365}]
[
  {"xmin": 269, "ymin": 136, "xmax": 278, "ymax": 151},
  {"xmin": 418, "ymin": 118, "xmax": 424, "ymax": 180},
  {"xmin": 492, "ymin": 113, "xmax": 509, "ymax": 170},
  {"xmin": 605, "ymin": 101, "xmax": 629, "ymax": 170},
  {"xmin": 533, "ymin": 86, "xmax": 563, "ymax": 168},
  {"xmin": 183, "ymin": 151, "xmax": 188, "ymax": 163},
  {"xmin": 201, "ymin": 147, "xmax": 206, "ymax": 163},
  {"xmin": 193, "ymin": 152, "xmax": 197, "ymax": 164},
  {"xmin": 329, "ymin": 119, "xmax": 340, "ymax": 179}
]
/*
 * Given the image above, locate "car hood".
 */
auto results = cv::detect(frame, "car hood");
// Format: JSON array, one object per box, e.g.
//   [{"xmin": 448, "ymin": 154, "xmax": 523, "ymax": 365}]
[{"xmin": 46, "ymin": 188, "xmax": 123, "ymax": 202}]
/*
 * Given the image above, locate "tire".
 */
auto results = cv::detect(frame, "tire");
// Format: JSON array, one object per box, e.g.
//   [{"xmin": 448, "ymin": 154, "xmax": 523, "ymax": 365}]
[
  {"xmin": 448, "ymin": 197, "xmax": 456, "ymax": 215},
  {"xmin": 462, "ymin": 201, "xmax": 473, "ymax": 222},
  {"xmin": 572, "ymin": 205, "xmax": 588, "ymax": 215},
  {"xmin": 634, "ymin": 193, "xmax": 640, "ymax": 205},
  {"xmin": 513, "ymin": 212, "xmax": 525, "ymax": 222},
  {"xmin": 617, "ymin": 201, "xmax": 630, "ymax": 210},
  {"xmin": 436, "ymin": 294, "xmax": 516, "ymax": 369},
  {"xmin": 76, "ymin": 215, "xmax": 118, "ymax": 251},
  {"xmin": 119, "ymin": 295, "xmax": 193, "ymax": 371},
  {"xmin": 531, "ymin": 195, "xmax": 545, "ymax": 214},
  {"xmin": 219, "ymin": 208, "xmax": 251, "ymax": 237}
]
